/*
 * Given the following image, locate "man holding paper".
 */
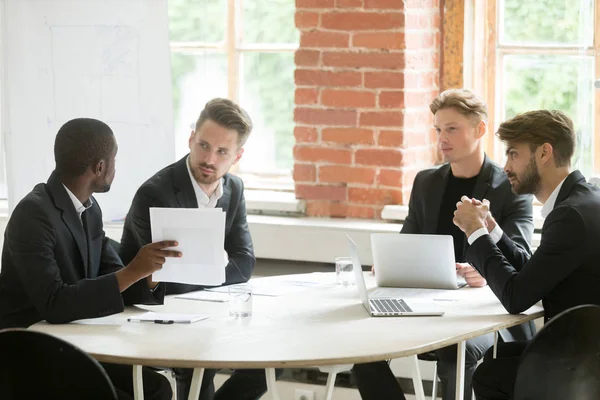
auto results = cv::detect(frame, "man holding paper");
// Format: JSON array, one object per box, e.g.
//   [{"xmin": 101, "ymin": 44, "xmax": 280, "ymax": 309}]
[
  {"xmin": 120, "ymin": 98, "xmax": 272, "ymax": 400},
  {"xmin": 0, "ymin": 118, "xmax": 180, "ymax": 400}
]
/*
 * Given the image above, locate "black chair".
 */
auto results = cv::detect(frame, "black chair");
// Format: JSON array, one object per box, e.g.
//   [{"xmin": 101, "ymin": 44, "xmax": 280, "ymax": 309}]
[
  {"xmin": 513, "ymin": 304, "xmax": 600, "ymax": 400},
  {"xmin": 0, "ymin": 328, "xmax": 118, "ymax": 400}
]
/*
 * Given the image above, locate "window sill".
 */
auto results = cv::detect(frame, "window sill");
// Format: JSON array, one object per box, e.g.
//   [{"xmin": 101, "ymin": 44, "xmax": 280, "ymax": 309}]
[{"xmin": 245, "ymin": 189, "xmax": 305, "ymax": 216}]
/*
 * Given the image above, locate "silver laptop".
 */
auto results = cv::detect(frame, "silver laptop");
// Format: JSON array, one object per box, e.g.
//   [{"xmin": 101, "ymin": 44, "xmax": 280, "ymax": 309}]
[
  {"xmin": 371, "ymin": 233, "xmax": 467, "ymax": 290},
  {"xmin": 348, "ymin": 236, "xmax": 444, "ymax": 317}
]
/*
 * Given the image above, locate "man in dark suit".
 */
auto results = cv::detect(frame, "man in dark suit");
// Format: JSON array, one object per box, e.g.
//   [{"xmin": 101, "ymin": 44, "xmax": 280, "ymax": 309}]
[
  {"xmin": 454, "ymin": 109, "xmax": 600, "ymax": 400},
  {"xmin": 120, "ymin": 98, "xmax": 275, "ymax": 400},
  {"xmin": 0, "ymin": 118, "xmax": 182, "ymax": 400},
  {"xmin": 353, "ymin": 89, "xmax": 535, "ymax": 400}
]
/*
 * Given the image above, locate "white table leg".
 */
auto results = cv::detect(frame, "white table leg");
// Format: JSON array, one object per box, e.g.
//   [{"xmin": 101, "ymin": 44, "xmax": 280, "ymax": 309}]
[
  {"xmin": 455, "ymin": 340, "xmax": 466, "ymax": 400},
  {"xmin": 324, "ymin": 370, "xmax": 337, "ymax": 400},
  {"xmin": 265, "ymin": 368, "xmax": 280, "ymax": 400},
  {"xmin": 133, "ymin": 365, "xmax": 144, "ymax": 400},
  {"xmin": 411, "ymin": 355, "xmax": 426, "ymax": 400},
  {"xmin": 493, "ymin": 331, "xmax": 499, "ymax": 359},
  {"xmin": 187, "ymin": 368, "xmax": 205, "ymax": 400},
  {"xmin": 318, "ymin": 364, "xmax": 353, "ymax": 400}
]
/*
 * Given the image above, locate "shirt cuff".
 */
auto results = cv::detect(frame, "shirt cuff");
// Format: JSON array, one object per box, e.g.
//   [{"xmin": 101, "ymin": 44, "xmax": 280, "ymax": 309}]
[
  {"xmin": 489, "ymin": 224, "xmax": 504, "ymax": 244},
  {"xmin": 467, "ymin": 227, "xmax": 489, "ymax": 245},
  {"xmin": 224, "ymin": 250, "xmax": 229, "ymax": 268}
]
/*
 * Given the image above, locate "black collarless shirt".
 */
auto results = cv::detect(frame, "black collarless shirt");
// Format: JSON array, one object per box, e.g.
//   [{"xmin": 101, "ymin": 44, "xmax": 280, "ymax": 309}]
[{"xmin": 436, "ymin": 171, "xmax": 479, "ymax": 262}]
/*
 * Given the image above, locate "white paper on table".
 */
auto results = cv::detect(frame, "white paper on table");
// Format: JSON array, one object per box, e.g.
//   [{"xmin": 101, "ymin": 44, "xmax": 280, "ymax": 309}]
[
  {"xmin": 127, "ymin": 311, "xmax": 209, "ymax": 324},
  {"xmin": 150, "ymin": 207, "xmax": 226, "ymax": 286},
  {"xmin": 176, "ymin": 290, "xmax": 230, "ymax": 303}
]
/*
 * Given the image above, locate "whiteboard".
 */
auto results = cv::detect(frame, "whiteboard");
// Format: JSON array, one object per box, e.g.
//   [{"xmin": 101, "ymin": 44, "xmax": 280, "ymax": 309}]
[{"xmin": 1, "ymin": 0, "xmax": 175, "ymax": 221}]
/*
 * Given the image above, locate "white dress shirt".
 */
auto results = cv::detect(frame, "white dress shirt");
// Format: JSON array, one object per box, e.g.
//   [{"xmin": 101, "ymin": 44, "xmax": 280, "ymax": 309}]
[
  {"xmin": 540, "ymin": 177, "xmax": 567, "ymax": 218},
  {"xmin": 186, "ymin": 156, "xmax": 229, "ymax": 267},
  {"xmin": 62, "ymin": 184, "xmax": 93, "ymax": 224}
]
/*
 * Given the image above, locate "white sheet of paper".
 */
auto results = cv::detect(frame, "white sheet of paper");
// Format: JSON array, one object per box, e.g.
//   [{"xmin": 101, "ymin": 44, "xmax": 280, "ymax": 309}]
[
  {"xmin": 127, "ymin": 311, "xmax": 208, "ymax": 324},
  {"xmin": 150, "ymin": 207, "xmax": 226, "ymax": 285},
  {"xmin": 176, "ymin": 290, "xmax": 230, "ymax": 303}
]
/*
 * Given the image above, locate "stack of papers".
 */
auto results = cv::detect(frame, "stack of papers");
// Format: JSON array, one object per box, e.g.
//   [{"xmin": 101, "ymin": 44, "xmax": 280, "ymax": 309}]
[{"xmin": 150, "ymin": 208, "xmax": 225, "ymax": 286}]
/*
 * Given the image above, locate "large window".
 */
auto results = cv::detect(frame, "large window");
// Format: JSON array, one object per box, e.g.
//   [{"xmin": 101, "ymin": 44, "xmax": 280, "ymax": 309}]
[
  {"xmin": 482, "ymin": 0, "xmax": 600, "ymax": 177},
  {"xmin": 168, "ymin": 0, "xmax": 298, "ymax": 189}
]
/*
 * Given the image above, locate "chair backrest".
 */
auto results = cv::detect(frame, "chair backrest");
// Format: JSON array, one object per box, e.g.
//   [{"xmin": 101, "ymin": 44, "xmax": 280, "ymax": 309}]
[
  {"xmin": 0, "ymin": 328, "xmax": 118, "ymax": 400},
  {"xmin": 513, "ymin": 304, "xmax": 600, "ymax": 400}
]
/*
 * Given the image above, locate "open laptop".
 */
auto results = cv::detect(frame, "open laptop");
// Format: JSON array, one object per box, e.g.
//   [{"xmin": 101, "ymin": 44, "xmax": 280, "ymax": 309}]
[
  {"xmin": 371, "ymin": 233, "xmax": 467, "ymax": 290},
  {"xmin": 348, "ymin": 236, "xmax": 444, "ymax": 317}
]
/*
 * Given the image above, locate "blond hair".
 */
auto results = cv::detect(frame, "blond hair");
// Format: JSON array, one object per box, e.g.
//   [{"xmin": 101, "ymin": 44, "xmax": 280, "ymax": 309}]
[{"xmin": 429, "ymin": 89, "xmax": 488, "ymax": 124}]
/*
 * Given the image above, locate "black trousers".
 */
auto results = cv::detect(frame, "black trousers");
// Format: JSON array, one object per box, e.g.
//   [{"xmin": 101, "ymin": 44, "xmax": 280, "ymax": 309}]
[
  {"xmin": 353, "ymin": 333, "xmax": 494, "ymax": 400},
  {"xmin": 472, "ymin": 341, "xmax": 529, "ymax": 400},
  {"xmin": 101, "ymin": 362, "xmax": 172, "ymax": 400},
  {"xmin": 173, "ymin": 367, "xmax": 283, "ymax": 400}
]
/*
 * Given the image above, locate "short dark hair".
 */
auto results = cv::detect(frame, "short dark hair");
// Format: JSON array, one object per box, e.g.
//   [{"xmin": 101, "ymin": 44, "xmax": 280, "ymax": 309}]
[
  {"xmin": 195, "ymin": 98, "xmax": 253, "ymax": 146},
  {"xmin": 496, "ymin": 110, "xmax": 575, "ymax": 167},
  {"xmin": 54, "ymin": 118, "xmax": 115, "ymax": 178}
]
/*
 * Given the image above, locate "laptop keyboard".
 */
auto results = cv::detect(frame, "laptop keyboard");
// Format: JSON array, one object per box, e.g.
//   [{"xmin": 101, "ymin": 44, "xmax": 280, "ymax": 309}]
[{"xmin": 370, "ymin": 298, "xmax": 413, "ymax": 313}]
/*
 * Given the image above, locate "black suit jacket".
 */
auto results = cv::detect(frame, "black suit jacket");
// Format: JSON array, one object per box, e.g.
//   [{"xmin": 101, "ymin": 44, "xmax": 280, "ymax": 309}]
[
  {"xmin": 0, "ymin": 172, "xmax": 163, "ymax": 329},
  {"xmin": 402, "ymin": 155, "xmax": 534, "ymax": 260},
  {"xmin": 403, "ymin": 155, "xmax": 536, "ymax": 340},
  {"xmin": 120, "ymin": 155, "xmax": 255, "ymax": 295},
  {"xmin": 467, "ymin": 170, "xmax": 600, "ymax": 321}
]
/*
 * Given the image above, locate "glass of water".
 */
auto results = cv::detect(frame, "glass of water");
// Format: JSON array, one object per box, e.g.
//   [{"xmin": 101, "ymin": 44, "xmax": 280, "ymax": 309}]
[
  {"xmin": 228, "ymin": 283, "xmax": 253, "ymax": 318},
  {"xmin": 335, "ymin": 257, "xmax": 355, "ymax": 286}
]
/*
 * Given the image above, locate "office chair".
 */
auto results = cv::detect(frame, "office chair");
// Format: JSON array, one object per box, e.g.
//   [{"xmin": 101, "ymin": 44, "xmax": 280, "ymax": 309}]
[
  {"xmin": 513, "ymin": 304, "xmax": 600, "ymax": 400},
  {"xmin": 0, "ymin": 328, "xmax": 118, "ymax": 400}
]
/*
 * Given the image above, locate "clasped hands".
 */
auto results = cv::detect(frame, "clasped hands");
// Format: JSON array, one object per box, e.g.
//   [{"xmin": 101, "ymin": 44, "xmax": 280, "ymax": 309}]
[
  {"xmin": 453, "ymin": 195, "xmax": 491, "ymax": 237},
  {"xmin": 453, "ymin": 195, "xmax": 493, "ymax": 288}
]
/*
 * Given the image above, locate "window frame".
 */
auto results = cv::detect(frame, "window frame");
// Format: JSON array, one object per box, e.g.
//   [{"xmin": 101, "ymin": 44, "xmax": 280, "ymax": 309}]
[
  {"xmin": 477, "ymin": 0, "xmax": 600, "ymax": 177},
  {"xmin": 169, "ymin": 0, "xmax": 298, "ymax": 191}
]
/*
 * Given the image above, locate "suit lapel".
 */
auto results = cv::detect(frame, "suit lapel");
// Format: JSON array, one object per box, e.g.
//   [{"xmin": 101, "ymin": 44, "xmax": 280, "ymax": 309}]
[
  {"xmin": 554, "ymin": 170, "xmax": 586, "ymax": 206},
  {"xmin": 423, "ymin": 164, "xmax": 450, "ymax": 233},
  {"xmin": 47, "ymin": 172, "xmax": 89, "ymax": 277},
  {"xmin": 173, "ymin": 155, "xmax": 199, "ymax": 208},
  {"xmin": 472, "ymin": 155, "xmax": 494, "ymax": 201},
  {"xmin": 216, "ymin": 175, "xmax": 232, "ymax": 214}
]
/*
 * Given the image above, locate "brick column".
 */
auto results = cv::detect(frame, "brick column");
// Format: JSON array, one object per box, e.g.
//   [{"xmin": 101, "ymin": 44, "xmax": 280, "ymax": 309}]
[{"xmin": 293, "ymin": 0, "xmax": 441, "ymax": 219}]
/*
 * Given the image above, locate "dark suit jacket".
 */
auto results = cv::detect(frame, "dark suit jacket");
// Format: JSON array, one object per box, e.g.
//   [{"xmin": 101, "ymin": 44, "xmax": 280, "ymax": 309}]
[
  {"xmin": 402, "ymin": 155, "xmax": 534, "ymax": 260},
  {"xmin": 467, "ymin": 170, "xmax": 600, "ymax": 321},
  {"xmin": 0, "ymin": 172, "xmax": 164, "ymax": 329},
  {"xmin": 120, "ymin": 155, "xmax": 255, "ymax": 295},
  {"xmin": 403, "ymin": 155, "xmax": 536, "ymax": 340}
]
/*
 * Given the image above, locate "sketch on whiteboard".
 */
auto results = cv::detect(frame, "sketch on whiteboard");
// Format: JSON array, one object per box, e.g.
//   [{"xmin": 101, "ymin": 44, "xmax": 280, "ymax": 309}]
[{"xmin": 50, "ymin": 25, "xmax": 141, "ymax": 123}]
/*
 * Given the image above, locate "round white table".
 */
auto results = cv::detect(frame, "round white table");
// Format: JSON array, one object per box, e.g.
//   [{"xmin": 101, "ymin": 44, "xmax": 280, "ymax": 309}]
[{"xmin": 31, "ymin": 273, "xmax": 543, "ymax": 400}]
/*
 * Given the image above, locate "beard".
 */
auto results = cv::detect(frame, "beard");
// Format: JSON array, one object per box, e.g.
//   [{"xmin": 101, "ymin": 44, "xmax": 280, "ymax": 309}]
[
  {"xmin": 98, "ymin": 183, "xmax": 111, "ymax": 193},
  {"xmin": 508, "ymin": 156, "xmax": 541, "ymax": 195},
  {"xmin": 192, "ymin": 163, "xmax": 221, "ymax": 185}
]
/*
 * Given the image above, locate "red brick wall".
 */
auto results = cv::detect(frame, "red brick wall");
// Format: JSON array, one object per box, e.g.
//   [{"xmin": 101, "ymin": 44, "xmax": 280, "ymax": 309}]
[{"xmin": 293, "ymin": 0, "xmax": 441, "ymax": 219}]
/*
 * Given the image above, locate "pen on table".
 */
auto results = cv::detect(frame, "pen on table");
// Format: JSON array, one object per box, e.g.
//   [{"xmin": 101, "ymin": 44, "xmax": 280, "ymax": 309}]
[{"xmin": 153, "ymin": 320, "xmax": 175, "ymax": 324}]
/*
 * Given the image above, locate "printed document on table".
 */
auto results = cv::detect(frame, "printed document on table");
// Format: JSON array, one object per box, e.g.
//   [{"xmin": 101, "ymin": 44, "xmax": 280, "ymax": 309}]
[{"xmin": 150, "ymin": 208, "xmax": 226, "ymax": 286}]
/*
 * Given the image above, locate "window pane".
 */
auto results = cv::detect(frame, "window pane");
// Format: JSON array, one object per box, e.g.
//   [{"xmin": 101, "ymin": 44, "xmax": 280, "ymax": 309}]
[
  {"xmin": 242, "ymin": 0, "xmax": 299, "ymax": 44},
  {"xmin": 171, "ymin": 52, "xmax": 228, "ymax": 158},
  {"xmin": 168, "ymin": 0, "xmax": 226, "ymax": 43},
  {"xmin": 239, "ymin": 52, "xmax": 295, "ymax": 173},
  {"xmin": 502, "ymin": 55, "xmax": 595, "ymax": 175},
  {"xmin": 500, "ymin": 0, "xmax": 593, "ymax": 45}
]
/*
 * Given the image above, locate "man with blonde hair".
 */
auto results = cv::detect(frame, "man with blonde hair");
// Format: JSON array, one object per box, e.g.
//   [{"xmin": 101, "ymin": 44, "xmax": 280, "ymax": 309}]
[
  {"xmin": 353, "ymin": 89, "xmax": 535, "ymax": 400},
  {"xmin": 454, "ymin": 109, "xmax": 600, "ymax": 399}
]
